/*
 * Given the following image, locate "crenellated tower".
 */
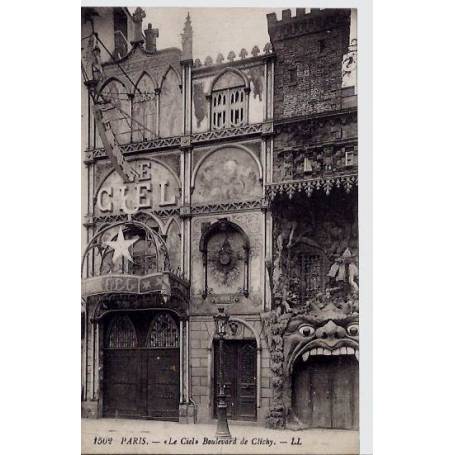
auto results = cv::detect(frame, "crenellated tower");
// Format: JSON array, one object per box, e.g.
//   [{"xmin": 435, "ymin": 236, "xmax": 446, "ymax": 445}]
[
  {"xmin": 264, "ymin": 9, "xmax": 359, "ymax": 430},
  {"xmin": 267, "ymin": 8, "xmax": 352, "ymax": 118}
]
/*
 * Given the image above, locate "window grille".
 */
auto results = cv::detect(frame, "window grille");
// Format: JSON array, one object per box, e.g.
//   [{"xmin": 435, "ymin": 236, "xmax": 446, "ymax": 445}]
[
  {"xmin": 302, "ymin": 254, "xmax": 322, "ymax": 298},
  {"xmin": 147, "ymin": 313, "xmax": 179, "ymax": 348},
  {"xmin": 212, "ymin": 87, "xmax": 246, "ymax": 129},
  {"xmin": 105, "ymin": 315, "xmax": 137, "ymax": 348}
]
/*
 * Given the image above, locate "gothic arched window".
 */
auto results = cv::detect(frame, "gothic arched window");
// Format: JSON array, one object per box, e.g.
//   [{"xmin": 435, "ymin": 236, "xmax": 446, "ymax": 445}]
[
  {"xmin": 98, "ymin": 79, "xmax": 132, "ymax": 145},
  {"xmin": 210, "ymin": 69, "xmax": 249, "ymax": 130},
  {"xmin": 132, "ymin": 73, "xmax": 157, "ymax": 141},
  {"xmin": 105, "ymin": 315, "xmax": 137, "ymax": 348},
  {"xmin": 147, "ymin": 313, "xmax": 179, "ymax": 348}
]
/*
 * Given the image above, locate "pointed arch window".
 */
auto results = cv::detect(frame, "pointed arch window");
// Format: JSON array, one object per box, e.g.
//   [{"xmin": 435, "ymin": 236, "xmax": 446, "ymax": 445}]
[
  {"xmin": 98, "ymin": 79, "xmax": 132, "ymax": 145},
  {"xmin": 105, "ymin": 315, "xmax": 137, "ymax": 348},
  {"xmin": 147, "ymin": 313, "xmax": 179, "ymax": 348},
  {"xmin": 132, "ymin": 74, "xmax": 157, "ymax": 141},
  {"xmin": 210, "ymin": 69, "xmax": 249, "ymax": 130}
]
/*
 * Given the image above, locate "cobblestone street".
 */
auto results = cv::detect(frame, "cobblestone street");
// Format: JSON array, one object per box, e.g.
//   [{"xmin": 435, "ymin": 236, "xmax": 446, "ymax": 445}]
[{"xmin": 82, "ymin": 418, "xmax": 359, "ymax": 454}]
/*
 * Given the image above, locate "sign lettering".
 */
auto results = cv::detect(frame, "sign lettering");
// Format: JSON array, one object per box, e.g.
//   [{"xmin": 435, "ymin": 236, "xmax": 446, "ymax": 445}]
[{"xmin": 95, "ymin": 160, "xmax": 177, "ymax": 214}]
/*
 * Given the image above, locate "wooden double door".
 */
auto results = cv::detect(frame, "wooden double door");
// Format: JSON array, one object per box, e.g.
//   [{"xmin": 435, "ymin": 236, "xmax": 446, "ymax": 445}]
[
  {"xmin": 214, "ymin": 340, "xmax": 257, "ymax": 421},
  {"xmin": 292, "ymin": 355, "xmax": 359, "ymax": 429},
  {"xmin": 102, "ymin": 312, "xmax": 180, "ymax": 421}
]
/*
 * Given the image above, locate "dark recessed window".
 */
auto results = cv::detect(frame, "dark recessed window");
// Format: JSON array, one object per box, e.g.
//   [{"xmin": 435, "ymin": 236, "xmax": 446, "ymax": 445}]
[
  {"xmin": 319, "ymin": 39, "xmax": 326, "ymax": 53},
  {"xmin": 289, "ymin": 68, "xmax": 297, "ymax": 84}
]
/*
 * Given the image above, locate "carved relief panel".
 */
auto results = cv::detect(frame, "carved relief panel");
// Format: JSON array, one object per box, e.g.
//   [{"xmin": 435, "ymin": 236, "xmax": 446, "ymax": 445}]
[
  {"xmin": 271, "ymin": 191, "xmax": 358, "ymax": 312},
  {"xmin": 199, "ymin": 219, "xmax": 250, "ymax": 299},
  {"xmin": 191, "ymin": 211, "xmax": 264, "ymax": 312}
]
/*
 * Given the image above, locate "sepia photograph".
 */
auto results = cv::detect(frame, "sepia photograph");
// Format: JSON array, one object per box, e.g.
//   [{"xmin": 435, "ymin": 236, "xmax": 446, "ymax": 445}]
[{"xmin": 80, "ymin": 4, "xmax": 363, "ymax": 454}]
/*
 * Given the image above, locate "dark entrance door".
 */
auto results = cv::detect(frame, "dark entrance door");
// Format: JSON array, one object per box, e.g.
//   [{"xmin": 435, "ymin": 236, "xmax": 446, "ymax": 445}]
[
  {"xmin": 292, "ymin": 355, "xmax": 359, "ymax": 429},
  {"xmin": 102, "ymin": 312, "xmax": 180, "ymax": 421},
  {"xmin": 214, "ymin": 340, "xmax": 256, "ymax": 420}
]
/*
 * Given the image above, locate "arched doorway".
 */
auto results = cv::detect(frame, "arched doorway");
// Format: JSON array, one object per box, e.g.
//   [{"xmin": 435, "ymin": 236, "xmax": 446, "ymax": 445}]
[
  {"xmin": 102, "ymin": 311, "xmax": 180, "ymax": 420},
  {"xmin": 292, "ymin": 354, "xmax": 358, "ymax": 429}
]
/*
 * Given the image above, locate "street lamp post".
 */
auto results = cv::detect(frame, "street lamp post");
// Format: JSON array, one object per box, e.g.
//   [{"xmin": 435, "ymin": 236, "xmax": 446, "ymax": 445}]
[{"xmin": 213, "ymin": 307, "xmax": 232, "ymax": 440}]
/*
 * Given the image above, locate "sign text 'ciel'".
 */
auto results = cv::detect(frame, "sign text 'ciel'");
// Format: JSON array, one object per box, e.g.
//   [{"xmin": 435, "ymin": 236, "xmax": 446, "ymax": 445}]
[{"xmin": 96, "ymin": 159, "xmax": 178, "ymax": 215}]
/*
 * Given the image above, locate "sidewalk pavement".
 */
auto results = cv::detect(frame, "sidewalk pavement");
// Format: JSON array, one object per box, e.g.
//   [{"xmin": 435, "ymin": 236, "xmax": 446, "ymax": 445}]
[{"xmin": 82, "ymin": 418, "xmax": 359, "ymax": 455}]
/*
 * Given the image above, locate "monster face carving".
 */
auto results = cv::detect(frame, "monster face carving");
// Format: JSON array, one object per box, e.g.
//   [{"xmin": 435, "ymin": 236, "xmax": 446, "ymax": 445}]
[{"xmin": 285, "ymin": 313, "xmax": 359, "ymax": 373}]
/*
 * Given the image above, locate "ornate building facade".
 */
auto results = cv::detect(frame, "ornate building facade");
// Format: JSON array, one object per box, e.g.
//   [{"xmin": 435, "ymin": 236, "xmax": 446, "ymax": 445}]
[
  {"xmin": 263, "ymin": 8, "xmax": 359, "ymax": 429},
  {"xmin": 81, "ymin": 7, "xmax": 358, "ymax": 429}
]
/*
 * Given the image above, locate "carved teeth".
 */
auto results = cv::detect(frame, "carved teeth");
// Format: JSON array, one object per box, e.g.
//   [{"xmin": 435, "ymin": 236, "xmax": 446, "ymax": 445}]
[{"xmin": 302, "ymin": 346, "xmax": 359, "ymax": 361}]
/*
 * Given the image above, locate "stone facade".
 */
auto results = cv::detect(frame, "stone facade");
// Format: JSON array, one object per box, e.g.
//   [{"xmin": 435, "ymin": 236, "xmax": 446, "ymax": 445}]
[
  {"xmin": 81, "ymin": 7, "xmax": 275, "ymax": 425},
  {"xmin": 263, "ymin": 8, "xmax": 359, "ymax": 430},
  {"xmin": 268, "ymin": 8, "xmax": 351, "ymax": 119},
  {"xmin": 81, "ymin": 7, "xmax": 358, "ymax": 429}
]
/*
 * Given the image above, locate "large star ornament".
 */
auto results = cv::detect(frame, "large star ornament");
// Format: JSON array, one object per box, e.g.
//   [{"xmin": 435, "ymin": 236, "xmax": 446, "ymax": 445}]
[{"xmin": 105, "ymin": 227, "xmax": 138, "ymax": 264}]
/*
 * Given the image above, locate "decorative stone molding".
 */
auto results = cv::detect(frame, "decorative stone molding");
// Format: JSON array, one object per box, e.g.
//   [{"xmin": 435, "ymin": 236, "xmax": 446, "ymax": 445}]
[
  {"xmin": 87, "ymin": 136, "xmax": 182, "ymax": 160},
  {"xmin": 261, "ymin": 121, "xmax": 274, "ymax": 137},
  {"xmin": 265, "ymin": 174, "xmax": 358, "ymax": 200},
  {"xmin": 192, "ymin": 122, "xmax": 263, "ymax": 144},
  {"xmin": 180, "ymin": 135, "xmax": 192, "ymax": 149},
  {"xmin": 191, "ymin": 199, "xmax": 263, "ymax": 215},
  {"xmin": 86, "ymin": 122, "xmax": 269, "ymax": 161},
  {"xmin": 91, "ymin": 207, "xmax": 180, "ymax": 226},
  {"xmin": 179, "ymin": 205, "xmax": 192, "ymax": 218}
]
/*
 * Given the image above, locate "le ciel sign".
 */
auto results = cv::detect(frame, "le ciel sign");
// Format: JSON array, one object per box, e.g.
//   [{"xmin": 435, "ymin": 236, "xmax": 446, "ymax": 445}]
[{"xmin": 96, "ymin": 160, "xmax": 177, "ymax": 214}]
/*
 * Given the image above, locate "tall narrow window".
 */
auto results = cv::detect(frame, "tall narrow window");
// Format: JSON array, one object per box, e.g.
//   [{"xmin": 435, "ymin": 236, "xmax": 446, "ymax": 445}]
[
  {"xmin": 113, "ymin": 8, "xmax": 128, "ymax": 60},
  {"xmin": 212, "ymin": 87, "xmax": 246, "ymax": 129},
  {"xmin": 210, "ymin": 69, "xmax": 248, "ymax": 130},
  {"xmin": 301, "ymin": 254, "xmax": 323, "ymax": 299},
  {"xmin": 289, "ymin": 68, "xmax": 297, "ymax": 84}
]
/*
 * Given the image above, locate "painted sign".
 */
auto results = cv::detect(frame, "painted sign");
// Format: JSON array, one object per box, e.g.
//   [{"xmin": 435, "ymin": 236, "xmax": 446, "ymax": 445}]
[
  {"xmin": 95, "ymin": 159, "xmax": 179, "ymax": 215},
  {"xmin": 81, "ymin": 273, "xmax": 167, "ymax": 297}
]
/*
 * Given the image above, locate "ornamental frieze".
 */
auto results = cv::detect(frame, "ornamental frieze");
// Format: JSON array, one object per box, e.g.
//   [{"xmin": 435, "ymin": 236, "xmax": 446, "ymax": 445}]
[
  {"xmin": 266, "ymin": 174, "xmax": 358, "ymax": 199},
  {"xmin": 86, "ymin": 122, "xmax": 268, "ymax": 162},
  {"xmin": 86, "ymin": 136, "xmax": 181, "ymax": 161},
  {"xmin": 273, "ymin": 144, "xmax": 358, "ymax": 183}
]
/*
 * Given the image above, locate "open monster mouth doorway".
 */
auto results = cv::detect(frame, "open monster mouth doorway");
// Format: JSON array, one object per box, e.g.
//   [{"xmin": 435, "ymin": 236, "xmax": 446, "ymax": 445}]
[{"xmin": 292, "ymin": 354, "xmax": 359, "ymax": 429}]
